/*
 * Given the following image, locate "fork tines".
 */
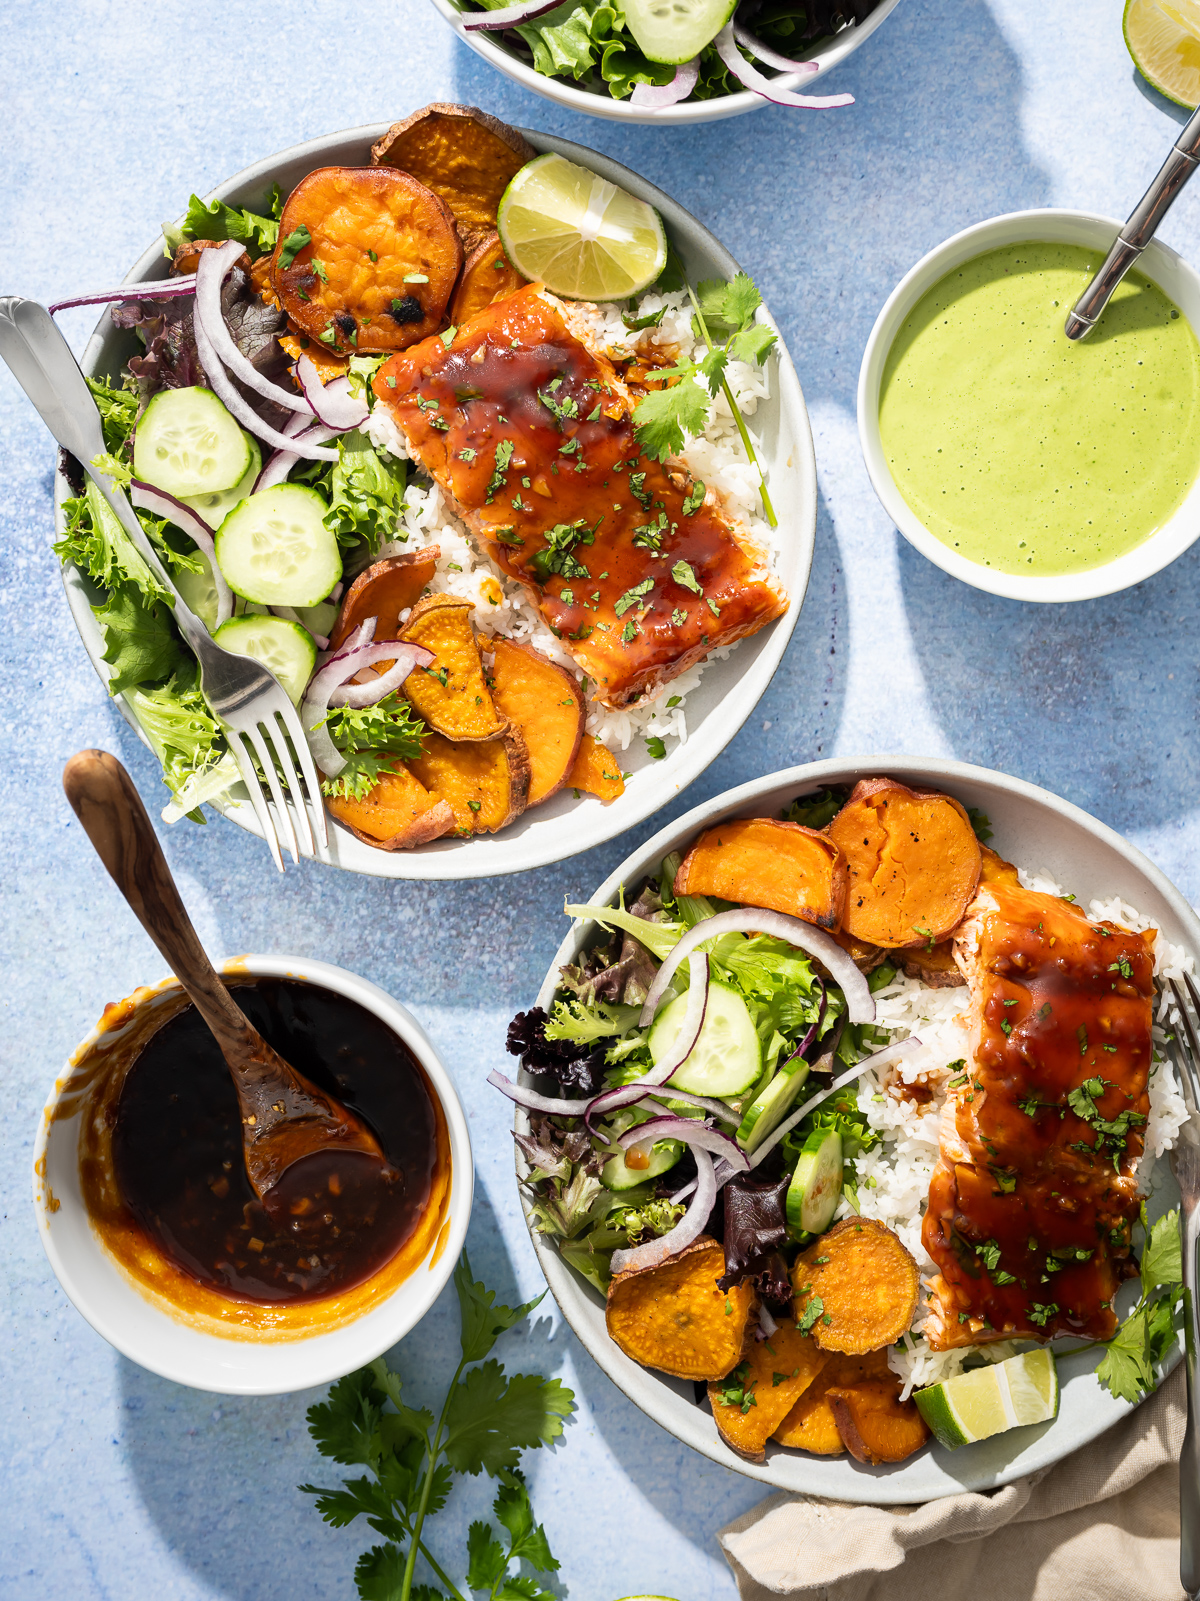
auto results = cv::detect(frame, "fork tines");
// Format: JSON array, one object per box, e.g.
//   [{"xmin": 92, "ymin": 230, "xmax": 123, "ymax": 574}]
[{"xmin": 224, "ymin": 704, "xmax": 328, "ymax": 873}]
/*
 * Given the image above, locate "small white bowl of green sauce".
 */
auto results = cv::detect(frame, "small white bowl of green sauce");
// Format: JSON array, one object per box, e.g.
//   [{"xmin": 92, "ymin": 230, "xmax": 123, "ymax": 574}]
[{"xmin": 858, "ymin": 209, "xmax": 1200, "ymax": 602}]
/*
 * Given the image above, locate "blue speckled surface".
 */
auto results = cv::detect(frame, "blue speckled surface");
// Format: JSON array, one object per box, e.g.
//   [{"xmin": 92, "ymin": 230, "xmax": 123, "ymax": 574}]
[{"xmin": 3, "ymin": 1, "xmax": 1200, "ymax": 1596}]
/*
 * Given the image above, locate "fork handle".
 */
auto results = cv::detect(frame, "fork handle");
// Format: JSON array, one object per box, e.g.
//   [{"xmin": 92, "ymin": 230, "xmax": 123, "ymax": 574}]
[
  {"xmin": 1182, "ymin": 1196, "xmax": 1200, "ymax": 1600},
  {"xmin": 0, "ymin": 296, "xmax": 210, "ymax": 656}
]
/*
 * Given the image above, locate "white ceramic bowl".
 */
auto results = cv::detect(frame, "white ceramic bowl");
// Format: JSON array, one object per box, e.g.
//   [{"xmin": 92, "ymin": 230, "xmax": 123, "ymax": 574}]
[
  {"xmin": 519, "ymin": 757, "xmax": 1197, "ymax": 1501},
  {"xmin": 426, "ymin": 0, "xmax": 903, "ymax": 125},
  {"xmin": 57, "ymin": 125, "xmax": 815, "ymax": 880},
  {"xmin": 858, "ymin": 208, "xmax": 1200, "ymax": 603},
  {"xmin": 33, "ymin": 955, "xmax": 473, "ymax": 1395}
]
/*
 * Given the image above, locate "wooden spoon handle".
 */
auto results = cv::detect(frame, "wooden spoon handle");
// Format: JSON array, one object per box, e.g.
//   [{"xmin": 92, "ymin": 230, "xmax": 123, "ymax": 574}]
[{"xmin": 62, "ymin": 749, "xmax": 260, "ymax": 1060}]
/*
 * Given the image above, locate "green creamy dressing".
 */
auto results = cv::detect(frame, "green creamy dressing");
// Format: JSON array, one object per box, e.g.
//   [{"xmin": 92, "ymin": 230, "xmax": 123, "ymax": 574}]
[{"xmin": 878, "ymin": 242, "xmax": 1200, "ymax": 576}]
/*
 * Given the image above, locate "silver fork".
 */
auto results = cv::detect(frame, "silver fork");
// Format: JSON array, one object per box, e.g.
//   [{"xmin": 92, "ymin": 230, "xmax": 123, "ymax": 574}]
[
  {"xmin": 0, "ymin": 295, "xmax": 327, "ymax": 871},
  {"xmin": 1161, "ymin": 974, "xmax": 1200, "ymax": 1601}
]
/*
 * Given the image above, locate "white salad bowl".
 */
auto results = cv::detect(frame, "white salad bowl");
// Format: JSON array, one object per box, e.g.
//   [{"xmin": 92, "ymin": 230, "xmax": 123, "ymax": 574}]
[
  {"xmin": 57, "ymin": 124, "xmax": 815, "ymax": 880},
  {"xmin": 517, "ymin": 756, "xmax": 1197, "ymax": 1502},
  {"xmin": 426, "ymin": 0, "xmax": 903, "ymax": 125},
  {"xmin": 858, "ymin": 208, "xmax": 1200, "ymax": 604},
  {"xmin": 33, "ymin": 954, "xmax": 473, "ymax": 1396}
]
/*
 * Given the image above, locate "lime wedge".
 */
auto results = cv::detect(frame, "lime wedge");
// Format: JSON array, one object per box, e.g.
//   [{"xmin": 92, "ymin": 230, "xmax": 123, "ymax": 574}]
[
  {"xmin": 914, "ymin": 1347, "xmax": 1059, "ymax": 1450},
  {"xmin": 1125, "ymin": 0, "xmax": 1200, "ymax": 107},
  {"xmin": 497, "ymin": 154, "xmax": 668, "ymax": 303}
]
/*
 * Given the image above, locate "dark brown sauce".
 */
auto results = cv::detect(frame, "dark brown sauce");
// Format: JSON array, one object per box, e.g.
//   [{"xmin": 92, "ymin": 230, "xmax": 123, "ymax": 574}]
[{"xmin": 111, "ymin": 978, "xmax": 438, "ymax": 1305}]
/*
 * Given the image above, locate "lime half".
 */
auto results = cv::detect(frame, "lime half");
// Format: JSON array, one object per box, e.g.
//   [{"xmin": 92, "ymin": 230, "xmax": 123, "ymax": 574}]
[
  {"xmin": 914, "ymin": 1347, "xmax": 1059, "ymax": 1450},
  {"xmin": 497, "ymin": 153, "xmax": 668, "ymax": 302},
  {"xmin": 1125, "ymin": 0, "xmax": 1200, "ymax": 107}
]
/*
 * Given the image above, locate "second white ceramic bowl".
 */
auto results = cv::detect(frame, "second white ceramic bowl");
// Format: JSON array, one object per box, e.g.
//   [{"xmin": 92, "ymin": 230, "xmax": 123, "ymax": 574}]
[
  {"xmin": 426, "ymin": 0, "xmax": 904, "ymax": 125},
  {"xmin": 34, "ymin": 955, "xmax": 473, "ymax": 1395},
  {"xmin": 858, "ymin": 208, "xmax": 1200, "ymax": 604}
]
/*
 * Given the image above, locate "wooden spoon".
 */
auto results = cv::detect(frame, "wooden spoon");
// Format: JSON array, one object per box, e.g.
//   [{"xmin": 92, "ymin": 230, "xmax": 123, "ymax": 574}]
[{"xmin": 63, "ymin": 749, "xmax": 386, "ymax": 1203}]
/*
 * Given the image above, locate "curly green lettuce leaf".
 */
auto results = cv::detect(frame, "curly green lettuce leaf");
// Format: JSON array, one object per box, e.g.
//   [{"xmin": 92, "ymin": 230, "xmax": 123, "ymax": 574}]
[
  {"xmin": 57, "ymin": 479, "xmax": 169, "ymax": 604},
  {"xmin": 543, "ymin": 995, "xmax": 641, "ymax": 1045},
  {"xmin": 94, "ymin": 586, "xmax": 188, "ymax": 695},
  {"xmin": 163, "ymin": 189, "xmax": 282, "ymax": 258},
  {"xmin": 297, "ymin": 430, "xmax": 407, "ymax": 554},
  {"xmin": 319, "ymin": 694, "xmax": 427, "ymax": 801},
  {"xmin": 125, "ymin": 670, "xmax": 236, "ymax": 820}
]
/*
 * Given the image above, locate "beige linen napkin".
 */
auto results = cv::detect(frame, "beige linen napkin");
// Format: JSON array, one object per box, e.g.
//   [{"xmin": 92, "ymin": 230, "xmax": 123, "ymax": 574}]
[{"xmin": 719, "ymin": 1366, "xmax": 1185, "ymax": 1601}]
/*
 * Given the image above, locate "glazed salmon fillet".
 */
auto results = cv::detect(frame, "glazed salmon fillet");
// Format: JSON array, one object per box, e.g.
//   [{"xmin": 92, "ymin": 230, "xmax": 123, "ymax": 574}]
[
  {"xmin": 921, "ymin": 872, "xmax": 1155, "ymax": 1349},
  {"xmin": 372, "ymin": 284, "xmax": 787, "ymax": 708}
]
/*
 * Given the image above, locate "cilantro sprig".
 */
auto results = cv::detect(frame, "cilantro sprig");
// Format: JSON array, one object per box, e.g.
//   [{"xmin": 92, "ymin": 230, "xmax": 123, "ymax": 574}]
[
  {"xmin": 300, "ymin": 1253, "xmax": 575, "ymax": 1601},
  {"xmin": 1094, "ymin": 1208, "xmax": 1184, "ymax": 1404},
  {"xmin": 631, "ymin": 273, "xmax": 777, "ymax": 527}
]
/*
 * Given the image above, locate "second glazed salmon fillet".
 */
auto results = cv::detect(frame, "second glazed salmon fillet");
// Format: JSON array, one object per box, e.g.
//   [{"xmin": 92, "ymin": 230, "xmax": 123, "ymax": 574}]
[
  {"xmin": 372, "ymin": 285, "xmax": 787, "ymax": 708},
  {"xmin": 921, "ymin": 877, "xmax": 1155, "ymax": 1349}
]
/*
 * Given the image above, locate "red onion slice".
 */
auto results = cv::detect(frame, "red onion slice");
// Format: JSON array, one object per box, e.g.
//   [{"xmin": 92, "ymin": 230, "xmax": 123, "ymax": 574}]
[
  {"xmin": 746, "ymin": 1036, "xmax": 921, "ymax": 1172},
  {"xmin": 610, "ymin": 1146, "xmax": 716, "ymax": 1275},
  {"xmin": 295, "ymin": 357, "xmax": 369, "ymax": 430},
  {"xmin": 757, "ymin": 1304, "xmax": 779, "ymax": 1339},
  {"xmin": 640, "ymin": 952, "xmax": 710, "ymax": 1086},
  {"xmin": 300, "ymin": 629, "xmax": 433, "ymax": 775},
  {"xmin": 616, "ymin": 1115, "xmax": 748, "ymax": 1172},
  {"xmin": 488, "ymin": 1071, "xmax": 590, "ymax": 1118},
  {"xmin": 713, "ymin": 23, "xmax": 855, "ymax": 107},
  {"xmin": 328, "ymin": 643, "xmax": 430, "ymax": 708},
  {"xmin": 129, "ymin": 478, "xmax": 233, "ymax": 627},
  {"xmin": 191, "ymin": 296, "xmax": 340, "ymax": 463},
  {"xmin": 195, "ymin": 241, "xmax": 311, "ymax": 418},
  {"xmin": 255, "ymin": 421, "xmax": 342, "ymax": 492},
  {"xmin": 630, "ymin": 58, "xmax": 699, "ymax": 108},
  {"xmin": 638, "ymin": 910, "xmax": 873, "ymax": 1029},
  {"xmin": 50, "ymin": 276, "xmax": 198, "ymax": 315},
  {"xmin": 585, "ymin": 1078, "xmax": 735, "ymax": 1136},
  {"xmin": 462, "ymin": 0, "xmax": 562, "ymax": 29},
  {"xmin": 732, "ymin": 22, "xmax": 820, "ymax": 74}
]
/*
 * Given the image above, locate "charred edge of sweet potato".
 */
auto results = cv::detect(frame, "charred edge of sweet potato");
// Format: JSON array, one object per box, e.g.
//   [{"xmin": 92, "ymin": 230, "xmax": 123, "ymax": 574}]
[
  {"xmin": 485, "ymin": 636, "xmax": 585, "ymax": 807},
  {"xmin": 832, "ymin": 928, "xmax": 890, "ymax": 973},
  {"xmin": 792, "ymin": 1218, "xmax": 920, "ymax": 1355},
  {"xmin": 371, "ymin": 104, "xmax": 537, "ymax": 230},
  {"xmin": 606, "ymin": 1236, "xmax": 755, "ymax": 1382},
  {"xmin": 449, "ymin": 231, "xmax": 529, "ymax": 327},
  {"xmin": 399, "ymin": 593, "xmax": 506, "ymax": 742},
  {"xmin": 674, "ymin": 817, "xmax": 848, "ymax": 930},
  {"xmin": 826, "ymin": 1380, "xmax": 930, "ymax": 1465},
  {"xmin": 566, "ymin": 734, "xmax": 625, "ymax": 803},
  {"xmin": 272, "ymin": 166, "xmax": 462, "ymax": 355},
  {"xmin": 325, "ymin": 764, "xmax": 456, "ymax": 850},
  {"xmin": 897, "ymin": 940, "xmax": 965, "ymax": 988},
  {"xmin": 330, "ymin": 549, "xmax": 440, "ymax": 650}
]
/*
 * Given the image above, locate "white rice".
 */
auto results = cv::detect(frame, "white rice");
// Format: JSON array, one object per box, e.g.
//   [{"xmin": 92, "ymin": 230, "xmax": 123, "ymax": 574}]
[
  {"xmin": 827, "ymin": 866, "xmax": 1194, "ymax": 1398},
  {"xmin": 364, "ymin": 289, "xmax": 776, "ymax": 758}
]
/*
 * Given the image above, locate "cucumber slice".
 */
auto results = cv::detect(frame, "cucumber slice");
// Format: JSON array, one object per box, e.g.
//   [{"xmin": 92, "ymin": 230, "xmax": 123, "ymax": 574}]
[
  {"xmin": 787, "ymin": 1127, "xmax": 843, "ymax": 1235},
  {"xmin": 180, "ymin": 433, "xmax": 262, "ymax": 528},
  {"xmin": 737, "ymin": 1058, "xmax": 812, "ymax": 1154},
  {"xmin": 212, "ymin": 614, "xmax": 317, "ymax": 704},
  {"xmin": 215, "ymin": 485, "xmax": 342, "ymax": 607},
  {"xmin": 174, "ymin": 553, "xmax": 221, "ymax": 633},
  {"xmin": 133, "ymin": 386, "xmax": 250, "ymax": 498},
  {"xmin": 602, "ymin": 1138, "xmax": 683, "ymax": 1191},
  {"xmin": 293, "ymin": 599, "xmax": 340, "ymax": 638},
  {"xmin": 648, "ymin": 979, "xmax": 760, "ymax": 1097},
  {"xmin": 624, "ymin": 0, "xmax": 737, "ymax": 63}
]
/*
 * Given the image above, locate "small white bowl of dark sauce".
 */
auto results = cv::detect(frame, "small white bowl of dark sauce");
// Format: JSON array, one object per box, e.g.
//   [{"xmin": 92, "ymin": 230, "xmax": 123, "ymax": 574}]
[
  {"xmin": 858, "ymin": 208, "xmax": 1200, "ymax": 603},
  {"xmin": 33, "ymin": 955, "xmax": 472, "ymax": 1395}
]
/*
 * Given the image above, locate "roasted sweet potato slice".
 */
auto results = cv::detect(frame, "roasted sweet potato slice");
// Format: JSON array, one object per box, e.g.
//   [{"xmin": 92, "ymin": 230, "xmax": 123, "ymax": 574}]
[
  {"xmin": 897, "ymin": 940, "xmax": 964, "ymax": 988},
  {"xmin": 567, "ymin": 734, "xmax": 625, "ymax": 802},
  {"xmin": 708, "ymin": 1318, "xmax": 828, "ymax": 1462},
  {"xmin": 675, "ymin": 817, "xmax": 848, "ymax": 930},
  {"xmin": 175, "ymin": 238, "xmax": 251, "ymax": 278},
  {"xmin": 486, "ymin": 637, "xmax": 584, "ymax": 807},
  {"xmin": 278, "ymin": 328, "xmax": 348, "ymax": 379},
  {"xmin": 791, "ymin": 1218, "xmax": 920, "ymax": 1355},
  {"xmin": 407, "ymin": 728, "xmax": 529, "ymax": 833},
  {"xmin": 826, "ymin": 778, "xmax": 982, "ymax": 949},
  {"xmin": 272, "ymin": 166, "xmax": 462, "ymax": 356},
  {"xmin": 330, "ymin": 550, "xmax": 440, "ymax": 650},
  {"xmin": 832, "ymin": 929, "xmax": 889, "ymax": 973},
  {"xmin": 449, "ymin": 232, "xmax": 528, "ymax": 327},
  {"xmin": 827, "ymin": 1379, "xmax": 930, "ymax": 1465},
  {"xmin": 772, "ymin": 1349, "xmax": 892, "ymax": 1453},
  {"xmin": 372, "ymin": 104, "xmax": 536, "ymax": 231},
  {"xmin": 398, "ymin": 594, "xmax": 505, "ymax": 741},
  {"xmin": 606, "ymin": 1236, "xmax": 754, "ymax": 1381},
  {"xmin": 326, "ymin": 762, "xmax": 455, "ymax": 850}
]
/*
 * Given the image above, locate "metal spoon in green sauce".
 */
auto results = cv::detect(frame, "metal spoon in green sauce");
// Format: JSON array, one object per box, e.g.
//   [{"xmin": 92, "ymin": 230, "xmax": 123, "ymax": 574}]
[{"xmin": 879, "ymin": 242, "xmax": 1200, "ymax": 577}]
